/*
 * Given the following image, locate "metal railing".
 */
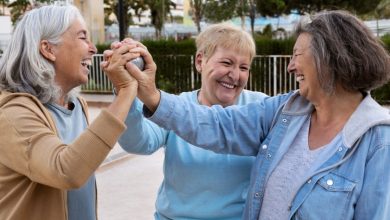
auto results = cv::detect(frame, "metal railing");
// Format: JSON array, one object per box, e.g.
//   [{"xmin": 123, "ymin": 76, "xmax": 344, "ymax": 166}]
[{"xmin": 82, "ymin": 54, "xmax": 295, "ymax": 96}]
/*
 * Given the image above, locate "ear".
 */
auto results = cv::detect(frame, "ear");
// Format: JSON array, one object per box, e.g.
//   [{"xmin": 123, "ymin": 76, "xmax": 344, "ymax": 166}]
[
  {"xmin": 195, "ymin": 52, "xmax": 203, "ymax": 73},
  {"xmin": 39, "ymin": 40, "xmax": 56, "ymax": 62}
]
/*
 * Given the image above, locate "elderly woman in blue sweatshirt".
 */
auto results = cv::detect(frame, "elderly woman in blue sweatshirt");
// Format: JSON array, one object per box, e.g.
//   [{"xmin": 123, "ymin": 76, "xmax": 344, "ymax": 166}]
[
  {"xmin": 125, "ymin": 10, "xmax": 390, "ymax": 220},
  {"xmin": 118, "ymin": 23, "xmax": 267, "ymax": 219}
]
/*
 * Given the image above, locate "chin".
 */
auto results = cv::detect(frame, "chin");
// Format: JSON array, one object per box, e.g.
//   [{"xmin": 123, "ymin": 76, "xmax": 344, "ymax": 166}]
[{"xmin": 218, "ymin": 98, "xmax": 235, "ymax": 107}]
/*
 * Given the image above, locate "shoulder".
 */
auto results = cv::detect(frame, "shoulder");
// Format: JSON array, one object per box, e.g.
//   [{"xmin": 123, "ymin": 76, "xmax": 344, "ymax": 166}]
[
  {"xmin": 0, "ymin": 92, "xmax": 45, "ymax": 114},
  {"xmin": 237, "ymin": 90, "xmax": 268, "ymax": 105},
  {"xmin": 178, "ymin": 90, "xmax": 198, "ymax": 102},
  {"xmin": 0, "ymin": 92, "xmax": 55, "ymax": 133}
]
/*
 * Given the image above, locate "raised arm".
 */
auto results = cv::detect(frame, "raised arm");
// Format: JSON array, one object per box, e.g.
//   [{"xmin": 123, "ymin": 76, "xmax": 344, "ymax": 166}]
[{"xmin": 118, "ymin": 97, "xmax": 168, "ymax": 155}]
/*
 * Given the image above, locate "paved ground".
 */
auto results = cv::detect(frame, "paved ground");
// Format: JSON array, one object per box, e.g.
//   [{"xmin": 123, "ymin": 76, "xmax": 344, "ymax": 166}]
[
  {"xmin": 87, "ymin": 101, "xmax": 164, "ymax": 220},
  {"xmin": 96, "ymin": 150, "xmax": 164, "ymax": 220}
]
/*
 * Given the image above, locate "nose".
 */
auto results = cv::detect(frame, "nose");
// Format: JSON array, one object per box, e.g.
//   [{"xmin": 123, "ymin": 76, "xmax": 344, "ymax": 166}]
[
  {"xmin": 287, "ymin": 57, "xmax": 295, "ymax": 74},
  {"xmin": 89, "ymin": 41, "xmax": 97, "ymax": 55},
  {"xmin": 228, "ymin": 66, "xmax": 240, "ymax": 82}
]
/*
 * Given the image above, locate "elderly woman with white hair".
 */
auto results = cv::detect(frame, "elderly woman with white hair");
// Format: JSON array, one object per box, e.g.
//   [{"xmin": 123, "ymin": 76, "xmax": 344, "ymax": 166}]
[{"xmin": 0, "ymin": 4, "xmax": 138, "ymax": 220}]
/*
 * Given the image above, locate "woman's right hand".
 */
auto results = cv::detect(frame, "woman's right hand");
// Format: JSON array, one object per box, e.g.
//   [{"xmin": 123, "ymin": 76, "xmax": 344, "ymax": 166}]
[
  {"xmin": 101, "ymin": 42, "xmax": 139, "ymax": 95},
  {"xmin": 122, "ymin": 40, "xmax": 160, "ymax": 113}
]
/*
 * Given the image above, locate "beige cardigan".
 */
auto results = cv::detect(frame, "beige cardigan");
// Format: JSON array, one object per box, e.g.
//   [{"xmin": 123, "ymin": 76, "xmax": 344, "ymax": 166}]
[{"xmin": 0, "ymin": 91, "xmax": 126, "ymax": 220}]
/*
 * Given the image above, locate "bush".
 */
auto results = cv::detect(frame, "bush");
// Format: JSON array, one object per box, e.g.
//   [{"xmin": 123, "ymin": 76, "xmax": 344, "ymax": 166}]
[
  {"xmin": 95, "ymin": 43, "xmax": 111, "ymax": 54},
  {"xmin": 372, "ymin": 82, "xmax": 390, "ymax": 105},
  {"xmin": 254, "ymin": 37, "xmax": 294, "ymax": 55},
  {"xmin": 142, "ymin": 39, "xmax": 196, "ymax": 55}
]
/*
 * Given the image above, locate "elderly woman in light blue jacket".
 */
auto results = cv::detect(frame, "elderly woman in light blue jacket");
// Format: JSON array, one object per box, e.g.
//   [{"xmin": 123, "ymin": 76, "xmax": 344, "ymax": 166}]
[
  {"xmin": 125, "ymin": 10, "xmax": 390, "ymax": 220},
  {"xmin": 118, "ymin": 23, "xmax": 267, "ymax": 220}
]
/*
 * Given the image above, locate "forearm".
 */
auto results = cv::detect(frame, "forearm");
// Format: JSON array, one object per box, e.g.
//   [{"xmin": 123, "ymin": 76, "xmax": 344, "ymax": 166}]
[
  {"xmin": 107, "ymin": 85, "xmax": 137, "ymax": 122},
  {"xmin": 0, "ymin": 106, "xmax": 126, "ymax": 189},
  {"xmin": 119, "ymin": 99, "xmax": 166, "ymax": 154}
]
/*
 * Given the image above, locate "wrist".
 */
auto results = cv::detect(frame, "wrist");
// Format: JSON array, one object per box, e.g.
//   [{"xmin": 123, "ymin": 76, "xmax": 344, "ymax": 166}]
[{"xmin": 142, "ymin": 89, "xmax": 160, "ymax": 113}]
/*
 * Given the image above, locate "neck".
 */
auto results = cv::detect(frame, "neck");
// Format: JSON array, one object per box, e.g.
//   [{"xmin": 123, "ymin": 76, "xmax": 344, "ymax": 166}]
[
  {"xmin": 311, "ymin": 88, "xmax": 363, "ymax": 126},
  {"xmin": 55, "ymin": 92, "xmax": 70, "ymax": 108},
  {"xmin": 197, "ymin": 90, "xmax": 212, "ymax": 107},
  {"xmin": 308, "ymin": 88, "xmax": 363, "ymax": 149}
]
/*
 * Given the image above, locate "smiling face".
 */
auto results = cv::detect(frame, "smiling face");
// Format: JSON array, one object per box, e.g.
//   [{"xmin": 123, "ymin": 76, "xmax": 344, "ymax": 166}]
[
  {"xmin": 197, "ymin": 46, "xmax": 251, "ymax": 107},
  {"xmin": 288, "ymin": 33, "xmax": 325, "ymax": 101},
  {"xmin": 50, "ymin": 18, "xmax": 97, "ymax": 94}
]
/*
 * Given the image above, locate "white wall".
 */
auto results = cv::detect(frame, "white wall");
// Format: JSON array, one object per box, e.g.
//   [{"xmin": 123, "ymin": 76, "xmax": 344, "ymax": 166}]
[{"xmin": 0, "ymin": 16, "xmax": 12, "ymax": 52}]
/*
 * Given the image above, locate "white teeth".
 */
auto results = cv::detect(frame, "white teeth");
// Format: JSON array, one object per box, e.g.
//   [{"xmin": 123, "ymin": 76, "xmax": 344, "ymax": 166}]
[
  {"xmin": 296, "ymin": 75, "xmax": 304, "ymax": 82},
  {"xmin": 220, "ymin": 82, "xmax": 235, "ymax": 89},
  {"xmin": 81, "ymin": 60, "xmax": 92, "ymax": 66}
]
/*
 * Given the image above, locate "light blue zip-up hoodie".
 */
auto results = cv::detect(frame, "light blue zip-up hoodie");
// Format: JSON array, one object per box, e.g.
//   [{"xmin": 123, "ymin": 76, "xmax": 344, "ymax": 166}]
[
  {"xmin": 147, "ymin": 90, "xmax": 390, "ymax": 220},
  {"xmin": 119, "ymin": 90, "xmax": 267, "ymax": 220}
]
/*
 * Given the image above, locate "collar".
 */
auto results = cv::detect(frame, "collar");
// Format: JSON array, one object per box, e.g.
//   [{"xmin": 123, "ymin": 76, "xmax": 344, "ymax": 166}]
[{"xmin": 282, "ymin": 91, "xmax": 390, "ymax": 148}]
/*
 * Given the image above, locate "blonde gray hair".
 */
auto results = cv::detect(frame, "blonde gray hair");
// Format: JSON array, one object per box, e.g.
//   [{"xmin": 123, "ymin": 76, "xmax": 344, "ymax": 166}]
[{"xmin": 196, "ymin": 23, "xmax": 256, "ymax": 62}]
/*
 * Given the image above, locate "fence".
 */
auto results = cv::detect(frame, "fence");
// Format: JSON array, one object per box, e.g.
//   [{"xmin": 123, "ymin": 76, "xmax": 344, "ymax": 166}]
[{"xmin": 83, "ymin": 54, "xmax": 296, "ymax": 96}]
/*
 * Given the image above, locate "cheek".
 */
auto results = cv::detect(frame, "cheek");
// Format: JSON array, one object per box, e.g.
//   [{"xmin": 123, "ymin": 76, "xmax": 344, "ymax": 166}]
[{"xmin": 240, "ymin": 71, "xmax": 250, "ymax": 82}]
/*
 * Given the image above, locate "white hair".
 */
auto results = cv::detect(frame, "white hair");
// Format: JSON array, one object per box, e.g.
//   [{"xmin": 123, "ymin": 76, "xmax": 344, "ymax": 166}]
[{"xmin": 0, "ymin": 4, "xmax": 83, "ymax": 103}]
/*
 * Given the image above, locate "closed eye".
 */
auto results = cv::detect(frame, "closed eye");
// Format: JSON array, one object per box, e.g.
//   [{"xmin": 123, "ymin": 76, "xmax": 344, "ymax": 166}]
[{"xmin": 240, "ymin": 66, "xmax": 249, "ymax": 71}]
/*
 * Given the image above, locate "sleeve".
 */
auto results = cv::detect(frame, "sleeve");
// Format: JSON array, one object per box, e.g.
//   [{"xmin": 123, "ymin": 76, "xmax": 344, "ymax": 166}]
[
  {"xmin": 0, "ymin": 98, "xmax": 126, "ymax": 189},
  {"xmin": 145, "ymin": 91, "xmax": 285, "ymax": 156},
  {"xmin": 118, "ymin": 97, "xmax": 168, "ymax": 155},
  {"xmin": 354, "ymin": 140, "xmax": 390, "ymax": 219}
]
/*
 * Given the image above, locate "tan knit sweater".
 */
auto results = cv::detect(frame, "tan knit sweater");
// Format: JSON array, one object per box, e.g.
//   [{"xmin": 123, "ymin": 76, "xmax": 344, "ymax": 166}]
[{"xmin": 0, "ymin": 91, "xmax": 126, "ymax": 220}]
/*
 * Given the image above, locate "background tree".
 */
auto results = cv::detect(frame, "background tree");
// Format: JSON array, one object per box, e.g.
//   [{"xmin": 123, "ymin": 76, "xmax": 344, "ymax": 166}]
[
  {"xmin": 132, "ymin": 0, "xmax": 148, "ymax": 24},
  {"xmin": 104, "ymin": 0, "xmax": 137, "ymax": 36},
  {"xmin": 145, "ymin": 0, "xmax": 175, "ymax": 39},
  {"xmin": 8, "ymin": 0, "xmax": 52, "ymax": 25},
  {"xmin": 285, "ymin": 0, "xmax": 382, "ymax": 15},
  {"xmin": 361, "ymin": 0, "xmax": 390, "ymax": 36},
  {"xmin": 203, "ymin": 0, "xmax": 238, "ymax": 23},
  {"xmin": 248, "ymin": 0, "xmax": 256, "ymax": 35},
  {"xmin": 8, "ymin": 0, "xmax": 30, "ymax": 24},
  {"xmin": 256, "ymin": 0, "xmax": 285, "ymax": 17},
  {"xmin": 0, "ymin": 0, "xmax": 9, "ymax": 15},
  {"xmin": 237, "ymin": 0, "xmax": 248, "ymax": 29},
  {"xmin": 189, "ymin": 0, "xmax": 204, "ymax": 33}
]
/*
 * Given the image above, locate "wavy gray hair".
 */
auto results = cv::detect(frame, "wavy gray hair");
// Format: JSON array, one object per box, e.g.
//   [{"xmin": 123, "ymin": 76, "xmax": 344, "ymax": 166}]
[
  {"xmin": 0, "ymin": 4, "xmax": 83, "ymax": 103},
  {"xmin": 295, "ymin": 10, "xmax": 390, "ymax": 94}
]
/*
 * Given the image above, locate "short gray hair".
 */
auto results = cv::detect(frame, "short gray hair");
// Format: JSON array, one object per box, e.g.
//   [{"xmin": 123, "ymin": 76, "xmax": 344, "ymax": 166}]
[
  {"xmin": 295, "ymin": 10, "xmax": 390, "ymax": 93},
  {"xmin": 0, "ymin": 4, "xmax": 83, "ymax": 103}
]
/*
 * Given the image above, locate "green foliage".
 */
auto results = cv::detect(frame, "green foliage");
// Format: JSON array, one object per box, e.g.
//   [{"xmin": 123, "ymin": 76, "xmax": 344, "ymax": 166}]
[
  {"xmin": 203, "ymin": 0, "xmax": 238, "ymax": 23},
  {"xmin": 255, "ymin": 37, "xmax": 294, "ymax": 55},
  {"xmin": 95, "ymin": 43, "xmax": 111, "ymax": 54},
  {"xmin": 285, "ymin": 0, "xmax": 381, "ymax": 15},
  {"xmin": 144, "ymin": 0, "xmax": 176, "ymax": 38},
  {"xmin": 142, "ymin": 39, "xmax": 197, "ymax": 55},
  {"xmin": 0, "ymin": 0, "xmax": 9, "ymax": 15},
  {"xmin": 8, "ymin": 0, "xmax": 53, "ymax": 25},
  {"xmin": 372, "ymin": 83, "xmax": 390, "ymax": 104},
  {"xmin": 256, "ymin": 0, "xmax": 285, "ymax": 16}
]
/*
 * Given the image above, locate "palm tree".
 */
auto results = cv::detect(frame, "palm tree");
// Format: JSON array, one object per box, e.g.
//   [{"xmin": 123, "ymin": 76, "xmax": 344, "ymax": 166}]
[{"xmin": 0, "ymin": 0, "xmax": 9, "ymax": 15}]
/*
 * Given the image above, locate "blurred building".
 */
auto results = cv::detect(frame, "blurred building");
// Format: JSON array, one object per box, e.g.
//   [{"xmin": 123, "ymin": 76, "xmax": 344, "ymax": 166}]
[
  {"xmin": 0, "ymin": 16, "xmax": 12, "ymax": 52},
  {"xmin": 73, "ymin": 0, "xmax": 105, "ymax": 44}
]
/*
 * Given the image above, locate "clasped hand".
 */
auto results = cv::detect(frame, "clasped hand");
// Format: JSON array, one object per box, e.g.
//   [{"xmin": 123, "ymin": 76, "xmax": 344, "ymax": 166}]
[{"xmin": 102, "ymin": 38, "xmax": 160, "ymax": 111}]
